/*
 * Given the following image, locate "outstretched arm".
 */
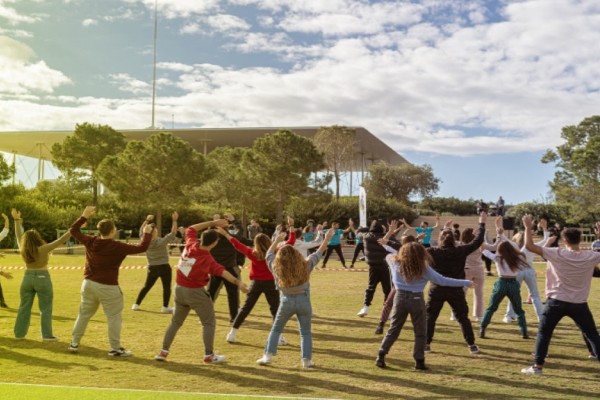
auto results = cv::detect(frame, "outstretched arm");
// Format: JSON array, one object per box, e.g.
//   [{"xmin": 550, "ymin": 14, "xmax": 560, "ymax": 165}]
[
  {"xmin": 523, "ymin": 214, "xmax": 544, "ymax": 257},
  {"xmin": 189, "ymin": 218, "xmax": 228, "ymax": 232},
  {"xmin": 221, "ymin": 270, "xmax": 249, "ymax": 293},
  {"xmin": 433, "ymin": 214, "xmax": 441, "ymax": 229}
]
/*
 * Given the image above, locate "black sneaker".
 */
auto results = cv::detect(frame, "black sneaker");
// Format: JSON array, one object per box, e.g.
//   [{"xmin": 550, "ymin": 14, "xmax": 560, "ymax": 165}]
[
  {"xmin": 414, "ymin": 360, "xmax": 428, "ymax": 370},
  {"xmin": 108, "ymin": 347, "xmax": 132, "ymax": 357},
  {"xmin": 375, "ymin": 322, "xmax": 384, "ymax": 335},
  {"xmin": 478, "ymin": 329, "xmax": 486, "ymax": 339},
  {"xmin": 375, "ymin": 354, "xmax": 386, "ymax": 368},
  {"xmin": 424, "ymin": 344, "xmax": 431, "ymax": 353}
]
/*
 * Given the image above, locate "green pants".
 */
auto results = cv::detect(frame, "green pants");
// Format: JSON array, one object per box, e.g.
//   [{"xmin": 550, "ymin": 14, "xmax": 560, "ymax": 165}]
[
  {"xmin": 481, "ymin": 277, "xmax": 527, "ymax": 335},
  {"xmin": 14, "ymin": 269, "xmax": 54, "ymax": 339}
]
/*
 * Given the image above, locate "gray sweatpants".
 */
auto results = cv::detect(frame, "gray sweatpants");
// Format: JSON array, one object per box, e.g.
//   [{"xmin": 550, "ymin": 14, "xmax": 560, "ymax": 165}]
[
  {"xmin": 160, "ymin": 284, "xmax": 216, "ymax": 356},
  {"xmin": 379, "ymin": 289, "xmax": 427, "ymax": 361},
  {"xmin": 71, "ymin": 279, "xmax": 124, "ymax": 351}
]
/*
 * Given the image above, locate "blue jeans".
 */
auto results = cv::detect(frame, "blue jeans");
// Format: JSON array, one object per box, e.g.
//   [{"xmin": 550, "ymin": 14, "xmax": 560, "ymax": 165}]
[
  {"xmin": 506, "ymin": 267, "xmax": 543, "ymax": 321},
  {"xmin": 534, "ymin": 298, "xmax": 600, "ymax": 366},
  {"xmin": 265, "ymin": 292, "xmax": 312, "ymax": 359}
]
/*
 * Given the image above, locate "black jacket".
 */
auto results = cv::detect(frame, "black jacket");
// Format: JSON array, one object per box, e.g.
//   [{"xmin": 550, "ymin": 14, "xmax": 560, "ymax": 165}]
[
  {"xmin": 426, "ymin": 223, "xmax": 486, "ymax": 282},
  {"xmin": 363, "ymin": 232, "xmax": 400, "ymax": 268}
]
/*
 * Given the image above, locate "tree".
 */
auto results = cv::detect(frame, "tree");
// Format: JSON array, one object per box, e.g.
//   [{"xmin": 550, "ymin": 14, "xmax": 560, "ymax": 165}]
[
  {"xmin": 96, "ymin": 132, "xmax": 208, "ymax": 231},
  {"xmin": 51, "ymin": 123, "xmax": 126, "ymax": 206},
  {"xmin": 313, "ymin": 125, "xmax": 357, "ymax": 200},
  {"xmin": 199, "ymin": 146, "xmax": 270, "ymax": 225},
  {"xmin": 243, "ymin": 129, "xmax": 325, "ymax": 221},
  {"xmin": 0, "ymin": 153, "xmax": 15, "ymax": 184},
  {"xmin": 362, "ymin": 162, "xmax": 440, "ymax": 204},
  {"xmin": 541, "ymin": 115, "xmax": 600, "ymax": 223}
]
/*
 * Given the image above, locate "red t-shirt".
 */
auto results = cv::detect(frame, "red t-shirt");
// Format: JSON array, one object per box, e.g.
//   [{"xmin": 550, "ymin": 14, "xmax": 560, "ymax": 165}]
[{"xmin": 176, "ymin": 227, "xmax": 225, "ymax": 288}]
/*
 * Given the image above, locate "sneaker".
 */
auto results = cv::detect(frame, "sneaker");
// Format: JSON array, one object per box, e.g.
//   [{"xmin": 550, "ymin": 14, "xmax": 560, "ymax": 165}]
[
  {"xmin": 450, "ymin": 313, "xmax": 456, "ymax": 321},
  {"xmin": 349, "ymin": 264, "xmax": 354, "ymax": 269},
  {"xmin": 226, "ymin": 330, "xmax": 237, "ymax": 343},
  {"xmin": 154, "ymin": 349, "xmax": 169, "ymax": 361},
  {"xmin": 302, "ymin": 358, "xmax": 315, "ymax": 368},
  {"xmin": 521, "ymin": 365, "xmax": 543, "ymax": 375},
  {"xmin": 468, "ymin": 345, "xmax": 480, "ymax": 354},
  {"xmin": 278, "ymin": 335, "xmax": 288, "ymax": 346},
  {"xmin": 474, "ymin": 317, "xmax": 481, "ymax": 322},
  {"xmin": 424, "ymin": 344, "xmax": 431, "ymax": 353},
  {"xmin": 414, "ymin": 360, "xmax": 428, "ymax": 370},
  {"xmin": 43, "ymin": 336, "xmax": 59, "ymax": 342},
  {"xmin": 375, "ymin": 354, "xmax": 386, "ymax": 368},
  {"xmin": 375, "ymin": 322, "xmax": 384, "ymax": 335},
  {"xmin": 108, "ymin": 347, "xmax": 132, "ymax": 357},
  {"xmin": 357, "ymin": 306, "xmax": 369, "ymax": 317},
  {"xmin": 321, "ymin": 264, "xmax": 327, "ymax": 269},
  {"xmin": 256, "ymin": 353, "xmax": 272, "ymax": 365},
  {"xmin": 68, "ymin": 343, "xmax": 79, "ymax": 353},
  {"xmin": 479, "ymin": 329, "xmax": 485, "ymax": 339},
  {"xmin": 588, "ymin": 353, "xmax": 598, "ymax": 359},
  {"xmin": 161, "ymin": 306, "xmax": 174, "ymax": 314},
  {"xmin": 131, "ymin": 304, "xmax": 140, "ymax": 311},
  {"xmin": 358, "ymin": 256, "xmax": 366, "ymax": 261},
  {"xmin": 502, "ymin": 316, "xmax": 516, "ymax": 323},
  {"xmin": 203, "ymin": 353, "xmax": 225, "ymax": 364}
]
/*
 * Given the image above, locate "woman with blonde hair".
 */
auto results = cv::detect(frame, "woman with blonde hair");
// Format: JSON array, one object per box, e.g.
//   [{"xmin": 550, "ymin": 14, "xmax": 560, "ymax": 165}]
[
  {"xmin": 217, "ymin": 218, "xmax": 296, "ymax": 344},
  {"xmin": 376, "ymin": 242, "xmax": 473, "ymax": 370},
  {"xmin": 12, "ymin": 208, "xmax": 71, "ymax": 340},
  {"xmin": 256, "ymin": 228, "xmax": 335, "ymax": 368}
]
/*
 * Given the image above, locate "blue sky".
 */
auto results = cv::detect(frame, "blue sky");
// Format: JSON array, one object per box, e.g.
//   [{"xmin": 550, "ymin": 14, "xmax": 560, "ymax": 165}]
[{"xmin": 1, "ymin": 0, "xmax": 599, "ymax": 204}]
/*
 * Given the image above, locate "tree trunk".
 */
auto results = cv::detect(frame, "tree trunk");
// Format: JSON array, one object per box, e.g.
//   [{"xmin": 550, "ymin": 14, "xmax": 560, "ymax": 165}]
[
  {"xmin": 155, "ymin": 209, "xmax": 162, "ymax": 235},
  {"xmin": 92, "ymin": 175, "xmax": 98, "ymax": 206},
  {"xmin": 335, "ymin": 169, "xmax": 340, "ymax": 200}
]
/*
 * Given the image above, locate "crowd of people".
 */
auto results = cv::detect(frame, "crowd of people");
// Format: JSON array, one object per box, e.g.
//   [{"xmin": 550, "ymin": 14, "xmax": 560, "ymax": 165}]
[{"xmin": 1, "ymin": 206, "xmax": 599, "ymax": 375}]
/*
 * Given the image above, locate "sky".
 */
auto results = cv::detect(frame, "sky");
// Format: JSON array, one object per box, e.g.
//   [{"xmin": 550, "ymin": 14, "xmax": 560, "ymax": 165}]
[{"xmin": 1, "ymin": 0, "xmax": 599, "ymax": 205}]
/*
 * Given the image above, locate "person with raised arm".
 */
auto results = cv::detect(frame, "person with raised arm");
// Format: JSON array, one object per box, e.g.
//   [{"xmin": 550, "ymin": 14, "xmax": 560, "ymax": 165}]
[
  {"xmin": 154, "ymin": 218, "xmax": 248, "ymax": 364},
  {"xmin": 423, "ymin": 212, "xmax": 487, "ymax": 355},
  {"xmin": 375, "ymin": 241, "xmax": 474, "ymax": 370},
  {"xmin": 219, "ymin": 217, "xmax": 296, "ymax": 345},
  {"xmin": 256, "ymin": 228, "xmax": 335, "ymax": 368},
  {"xmin": 68, "ymin": 206, "xmax": 153, "ymax": 356},
  {"xmin": 11, "ymin": 208, "xmax": 71, "ymax": 341},
  {"xmin": 520, "ymin": 214, "xmax": 600, "ymax": 375},
  {"xmin": 320, "ymin": 219, "xmax": 354, "ymax": 269},
  {"xmin": 403, "ymin": 215, "xmax": 440, "ymax": 248},
  {"xmin": 132, "ymin": 211, "xmax": 179, "ymax": 313}
]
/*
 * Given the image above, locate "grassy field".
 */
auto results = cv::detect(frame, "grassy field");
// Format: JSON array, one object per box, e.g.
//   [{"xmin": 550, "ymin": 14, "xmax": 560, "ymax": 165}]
[{"xmin": 1, "ymin": 250, "xmax": 599, "ymax": 399}]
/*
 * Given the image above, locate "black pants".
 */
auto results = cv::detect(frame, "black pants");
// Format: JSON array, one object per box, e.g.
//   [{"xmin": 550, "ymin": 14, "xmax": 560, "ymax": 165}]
[
  {"xmin": 363, "ymin": 265, "xmax": 391, "ymax": 306},
  {"xmin": 351, "ymin": 243, "xmax": 365, "ymax": 265},
  {"xmin": 482, "ymin": 254, "xmax": 492, "ymax": 273},
  {"xmin": 135, "ymin": 264, "xmax": 172, "ymax": 307},
  {"xmin": 322, "ymin": 244, "xmax": 346, "ymax": 267},
  {"xmin": 232, "ymin": 280, "xmax": 280, "ymax": 329},
  {"xmin": 426, "ymin": 285, "xmax": 475, "ymax": 345},
  {"xmin": 0, "ymin": 280, "xmax": 5, "ymax": 303},
  {"xmin": 534, "ymin": 298, "xmax": 600, "ymax": 366},
  {"xmin": 208, "ymin": 266, "xmax": 240, "ymax": 322}
]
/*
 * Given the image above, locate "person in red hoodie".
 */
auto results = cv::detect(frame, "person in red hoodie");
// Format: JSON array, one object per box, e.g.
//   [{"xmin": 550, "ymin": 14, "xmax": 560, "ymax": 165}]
[
  {"xmin": 68, "ymin": 206, "xmax": 153, "ymax": 356},
  {"xmin": 154, "ymin": 218, "xmax": 248, "ymax": 364},
  {"xmin": 218, "ymin": 217, "xmax": 296, "ymax": 344}
]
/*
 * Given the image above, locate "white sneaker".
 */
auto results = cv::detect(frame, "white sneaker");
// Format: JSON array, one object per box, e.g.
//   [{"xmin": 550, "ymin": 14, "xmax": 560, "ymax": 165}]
[
  {"xmin": 226, "ymin": 330, "xmax": 237, "ymax": 343},
  {"xmin": 161, "ymin": 306, "xmax": 174, "ymax": 314},
  {"xmin": 521, "ymin": 365, "xmax": 542, "ymax": 375},
  {"xmin": 131, "ymin": 304, "xmax": 140, "ymax": 311},
  {"xmin": 450, "ymin": 313, "xmax": 456, "ymax": 321},
  {"xmin": 278, "ymin": 335, "xmax": 288, "ymax": 346},
  {"xmin": 302, "ymin": 358, "xmax": 315, "ymax": 368},
  {"xmin": 256, "ymin": 353, "xmax": 272, "ymax": 365},
  {"xmin": 203, "ymin": 353, "xmax": 226, "ymax": 364},
  {"xmin": 474, "ymin": 317, "xmax": 481, "ymax": 322},
  {"xmin": 502, "ymin": 316, "xmax": 516, "ymax": 323},
  {"xmin": 357, "ymin": 306, "xmax": 369, "ymax": 317}
]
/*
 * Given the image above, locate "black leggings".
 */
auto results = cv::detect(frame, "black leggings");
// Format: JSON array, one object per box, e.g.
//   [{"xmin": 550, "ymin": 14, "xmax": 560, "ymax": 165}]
[
  {"xmin": 232, "ymin": 280, "xmax": 280, "ymax": 329},
  {"xmin": 351, "ymin": 243, "xmax": 365, "ymax": 265},
  {"xmin": 323, "ymin": 244, "xmax": 346, "ymax": 266},
  {"xmin": 135, "ymin": 264, "xmax": 173, "ymax": 307}
]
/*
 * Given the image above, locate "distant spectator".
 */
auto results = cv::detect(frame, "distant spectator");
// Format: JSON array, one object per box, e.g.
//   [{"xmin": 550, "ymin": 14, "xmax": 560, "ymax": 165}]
[
  {"xmin": 452, "ymin": 223, "xmax": 461, "ymax": 242},
  {"xmin": 496, "ymin": 196, "xmax": 505, "ymax": 217},
  {"xmin": 247, "ymin": 219, "xmax": 263, "ymax": 240}
]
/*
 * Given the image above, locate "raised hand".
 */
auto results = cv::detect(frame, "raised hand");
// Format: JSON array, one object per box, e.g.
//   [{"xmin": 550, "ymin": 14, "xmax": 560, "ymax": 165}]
[
  {"xmin": 82, "ymin": 206, "xmax": 96, "ymax": 219},
  {"xmin": 11, "ymin": 208, "xmax": 21, "ymax": 219},
  {"xmin": 172, "ymin": 211, "xmax": 179, "ymax": 221}
]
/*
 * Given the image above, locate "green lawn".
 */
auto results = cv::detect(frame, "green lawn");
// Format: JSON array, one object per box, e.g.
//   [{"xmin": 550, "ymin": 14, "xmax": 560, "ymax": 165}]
[{"xmin": 1, "ymin": 251, "xmax": 599, "ymax": 399}]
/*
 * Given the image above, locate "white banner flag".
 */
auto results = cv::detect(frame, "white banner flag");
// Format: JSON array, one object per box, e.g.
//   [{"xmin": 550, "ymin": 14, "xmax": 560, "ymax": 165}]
[{"xmin": 359, "ymin": 186, "xmax": 367, "ymax": 228}]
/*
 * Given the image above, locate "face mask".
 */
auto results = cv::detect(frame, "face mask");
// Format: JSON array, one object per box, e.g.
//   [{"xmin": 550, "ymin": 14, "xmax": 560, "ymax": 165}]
[{"xmin": 228, "ymin": 229, "xmax": 238, "ymax": 235}]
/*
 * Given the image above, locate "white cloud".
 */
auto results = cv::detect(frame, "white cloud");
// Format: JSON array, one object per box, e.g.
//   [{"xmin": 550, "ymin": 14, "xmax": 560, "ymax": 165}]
[
  {"xmin": 180, "ymin": 14, "xmax": 251, "ymax": 35},
  {"xmin": 0, "ymin": 36, "xmax": 71, "ymax": 95},
  {"xmin": 109, "ymin": 73, "xmax": 151, "ymax": 95},
  {"xmin": 82, "ymin": 18, "xmax": 97, "ymax": 26},
  {"xmin": 0, "ymin": 0, "xmax": 40, "ymax": 24},
  {"xmin": 124, "ymin": 0, "xmax": 221, "ymax": 19}
]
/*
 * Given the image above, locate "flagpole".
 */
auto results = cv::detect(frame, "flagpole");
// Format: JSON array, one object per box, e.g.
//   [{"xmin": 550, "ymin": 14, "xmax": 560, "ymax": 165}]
[{"xmin": 150, "ymin": 0, "xmax": 158, "ymax": 129}]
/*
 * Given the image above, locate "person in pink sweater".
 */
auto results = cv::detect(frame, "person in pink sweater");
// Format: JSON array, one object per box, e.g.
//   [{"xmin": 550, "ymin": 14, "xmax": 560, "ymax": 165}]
[{"xmin": 68, "ymin": 206, "xmax": 153, "ymax": 357}]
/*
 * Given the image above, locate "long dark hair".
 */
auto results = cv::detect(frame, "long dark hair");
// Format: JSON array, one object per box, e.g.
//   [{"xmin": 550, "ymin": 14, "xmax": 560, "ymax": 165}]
[{"xmin": 496, "ymin": 241, "xmax": 529, "ymax": 272}]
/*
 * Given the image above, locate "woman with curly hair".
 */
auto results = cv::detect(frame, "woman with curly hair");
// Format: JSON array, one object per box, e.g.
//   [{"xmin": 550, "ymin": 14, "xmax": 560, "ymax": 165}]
[
  {"xmin": 256, "ymin": 228, "xmax": 335, "ymax": 368},
  {"xmin": 12, "ymin": 208, "xmax": 71, "ymax": 341},
  {"xmin": 375, "ymin": 241, "xmax": 473, "ymax": 370}
]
